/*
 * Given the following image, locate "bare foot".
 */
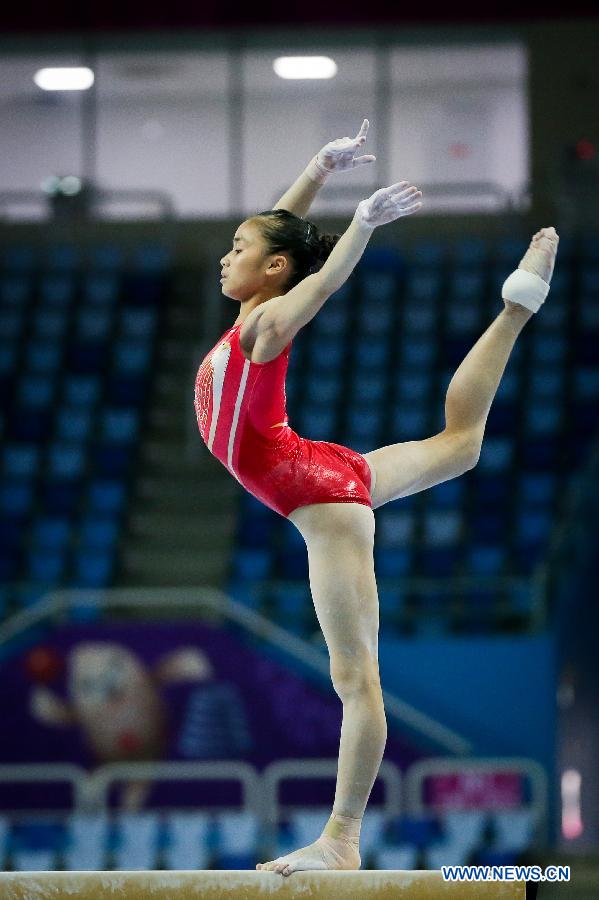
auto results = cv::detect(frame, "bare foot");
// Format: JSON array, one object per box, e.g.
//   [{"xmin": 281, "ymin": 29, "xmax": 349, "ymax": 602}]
[
  {"xmin": 256, "ymin": 833, "xmax": 361, "ymax": 877},
  {"xmin": 504, "ymin": 226, "xmax": 559, "ymax": 315},
  {"xmin": 519, "ymin": 226, "xmax": 559, "ymax": 282}
]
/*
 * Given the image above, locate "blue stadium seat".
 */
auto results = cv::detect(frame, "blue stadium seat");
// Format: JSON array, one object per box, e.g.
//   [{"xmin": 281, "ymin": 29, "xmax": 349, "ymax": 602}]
[
  {"xmin": 63, "ymin": 374, "xmax": 102, "ymax": 407},
  {"xmin": 17, "ymin": 374, "xmax": 56, "ymax": 409},
  {"xmin": 516, "ymin": 509, "xmax": 552, "ymax": 548},
  {"xmin": 495, "ymin": 237, "xmax": 527, "ymax": 263},
  {"xmin": 27, "ymin": 548, "xmax": 67, "ymax": 583},
  {"xmin": 299, "ymin": 406, "xmax": 336, "ymax": 438},
  {"xmin": 100, "ymin": 408, "xmax": 140, "ymax": 444},
  {"xmin": 2, "ymin": 246, "xmax": 35, "ymax": 271},
  {"xmin": 89, "ymin": 244, "xmax": 124, "ymax": 270},
  {"xmin": 346, "ymin": 405, "xmax": 383, "ymax": 441},
  {"xmin": 270, "ymin": 583, "xmax": 311, "ymax": 618},
  {"xmin": 375, "ymin": 546, "xmax": 412, "ymax": 576},
  {"xmin": 45, "ymin": 244, "xmax": 79, "ymax": 271},
  {"xmin": 0, "ymin": 274, "xmax": 32, "ymax": 306},
  {"xmin": 87, "ymin": 479, "xmax": 127, "ymax": 515},
  {"xmin": 112, "ymin": 339, "xmax": 152, "ymax": 374},
  {"xmin": 530, "ymin": 333, "xmax": 566, "ymax": 363},
  {"xmin": 453, "ymin": 238, "xmax": 487, "ymax": 266},
  {"xmin": 46, "ymin": 442, "xmax": 86, "ymax": 480},
  {"xmin": 304, "ymin": 372, "xmax": 343, "ymax": 405},
  {"xmin": 428, "ymin": 479, "xmax": 464, "ymax": 509},
  {"xmin": 445, "ymin": 302, "xmax": 482, "ymax": 335},
  {"xmin": 394, "ymin": 371, "xmax": 432, "ymax": 402},
  {"xmin": 449, "ymin": 269, "xmax": 486, "ymax": 302},
  {"xmin": 80, "ymin": 516, "xmax": 120, "ymax": 549},
  {"xmin": 2, "ymin": 443, "xmax": 41, "ymax": 479},
  {"xmin": 0, "ymin": 308, "xmax": 25, "ymax": 340},
  {"xmin": 0, "ymin": 480, "xmax": 34, "ymax": 518},
  {"xmin": 574, "ymin": 367, "xmax": 599, "ymax": 399},
  {"xmin": 230, "ymin": 548, "xmax": 272, "ymax": 580},
  {"xmin": 75, "ymin": 308, "xmax": 113, "ymax": 341},
  {"xmin": 312, "ymin": 304, "xmax": 349, "ymax": 336},
  {"xmin": 525, "ymin": 403, "xmax": 562, "ymax": 435},
  {"xmin": 390, "ymin": 404, "xmax": 429, "ymax": 440},
  {"xmin": 119, "ymin": 308, "xmax": 158, "ymax": 339},
  {"xmin": 353, "ymin": 336, "xmax": 390, "ymax": 369},
  {"xmin": 403, "ymin": 303, "xmax": 436, "ymax": 334},
  {"xmin": 349, "ymin": 372, "xmax": 386, "ymax": 404},
  {"xmin": 478, "ymin": 437, "xmax": 514, "ymax": 472},
  {"xmin": 404, "ymin": 269, "xmax": 442, "ymax": 303},
  {"xmin": 378, "ymin": 510, "xmax": 414, "ymax": 547},
  {"xmin": 133, "ymin": 243, "xmax": 172, "ymax": 273},
  {"xmin": 39, "ymin": 274, "xmax": 75, "ymax": 306},
  {"xmin": 529, "ymin": 368, "xmax": 564, "ymax": 399},
  {"xmin": 55, "ymin": 407, "xmax": 94, "ymax": 442},
  {"xmin": 72, "ymin": 549, "xmax": 115, "ymax": 587},
  {"xmin": 32, "ymin": 309, "xmax": 69, "ymax": 341},
  {"xmin": 236, "ymin": 511, "xmax": 274, "ymax": 547},
  {"xmin": 400, "ymin": 336, "xmax": 435, "ymax": 367},
  {"xmin": 25, "ymin": 340, "xmax": 62, "ymax": 374},
  {"xmin": 519, "ymin": 472, "xmax": 556, "ymax": 506},
  {"xmin": 411, "ymin": 242, "xmax": 444, "ymax": 266},
  {"xmin": 361, "ymin": 272, "xmax": 400, "ymax": 306},
  {"xmin": 82, "ymin": 273, "xmax": 120, "ymax": 306},
  {"xmin": 31, "ymin": 517, "xmax": 71, "ymax": 550},
  {"xmin": 468, "ymin": 544, "xmax": 506, "ymax": 575},
  {"xmin": 423, "ymin": 511, "xmax": 462, "ymax": 546},
  {"xmin": 495, "ymin": 371, "xmax": 521, "ymax": 403},
  {"xmin": 357, "ymin": 301, "xmax": 394, "ymax": 336}
]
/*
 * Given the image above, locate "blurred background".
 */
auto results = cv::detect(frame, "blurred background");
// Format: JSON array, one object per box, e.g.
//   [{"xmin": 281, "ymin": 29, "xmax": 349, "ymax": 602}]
[{"xmin": 0, "ymin": 2, "xmax": 597, "ymax": 894}]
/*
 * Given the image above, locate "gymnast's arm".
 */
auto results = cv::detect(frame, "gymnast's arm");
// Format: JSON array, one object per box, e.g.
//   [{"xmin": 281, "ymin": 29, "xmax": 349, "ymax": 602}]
[
  {"xmin": 273, "ymin": 119, "xmax": 375, "ymax": 218},
  {"xmin": 262, "ymin": 181, "xmax": 422, "ymax": 343}
]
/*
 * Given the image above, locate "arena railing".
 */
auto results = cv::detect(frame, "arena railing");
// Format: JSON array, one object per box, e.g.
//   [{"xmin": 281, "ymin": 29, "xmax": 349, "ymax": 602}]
[
  {"xmin": 405, "ymin": 756, "xmax": 549, "ymax": 846},
  {"xmin": 0, "ymin": 586, "xmax": 472, "ymax": 756},
  {"xmin": 0, "ymin": 756, "xmax": 544, "ymax": 831}
]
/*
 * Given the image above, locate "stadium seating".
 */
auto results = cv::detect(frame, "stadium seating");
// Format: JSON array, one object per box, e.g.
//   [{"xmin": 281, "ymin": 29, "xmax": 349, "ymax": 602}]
[{"xmin": 0, "ymin": 242, "xmax": 167, "ymax": 614}]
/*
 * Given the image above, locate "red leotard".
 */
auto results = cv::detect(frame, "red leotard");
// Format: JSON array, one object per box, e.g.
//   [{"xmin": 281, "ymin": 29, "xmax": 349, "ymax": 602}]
[{"xmin": 194, "ymin": 323, "xmax": 372, "ymax": 518}]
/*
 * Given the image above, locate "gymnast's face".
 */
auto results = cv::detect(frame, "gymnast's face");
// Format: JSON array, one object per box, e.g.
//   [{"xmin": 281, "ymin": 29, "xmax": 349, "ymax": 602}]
[{"xmin": 219, "ymin": 219, "xmax": 290, "ymax": 302}]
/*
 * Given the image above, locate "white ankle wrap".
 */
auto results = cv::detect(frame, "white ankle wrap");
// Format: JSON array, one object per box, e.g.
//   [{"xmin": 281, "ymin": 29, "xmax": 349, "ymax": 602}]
[{"xmin": 501, "ymin": 268, "xmax": 550, "ymax": 313}]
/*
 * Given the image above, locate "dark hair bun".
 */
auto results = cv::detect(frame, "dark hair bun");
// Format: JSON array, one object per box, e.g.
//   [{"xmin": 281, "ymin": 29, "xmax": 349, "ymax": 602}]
[{"xmin": 316, "ymin": 232, "xmax": 340, "ymax": 264}]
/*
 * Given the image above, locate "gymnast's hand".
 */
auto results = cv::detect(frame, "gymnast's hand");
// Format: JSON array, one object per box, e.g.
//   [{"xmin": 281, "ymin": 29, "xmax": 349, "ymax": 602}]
[
  {"xmin": 305, "ymin": 119, "xmax": 376, "ymax": 183},
  {"xmin": 356, "ymin": 181, "xmax": 423, "ymax": 227}
]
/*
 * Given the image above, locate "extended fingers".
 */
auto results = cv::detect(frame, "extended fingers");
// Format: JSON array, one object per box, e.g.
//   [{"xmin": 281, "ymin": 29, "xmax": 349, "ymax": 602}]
[
  {"xmin": 355, "ymin": 118, "xmax": 369, "ymax": 142},
  {"xmin": 352, "ymin": 154, "xmax": 376, "ymax": 167}
]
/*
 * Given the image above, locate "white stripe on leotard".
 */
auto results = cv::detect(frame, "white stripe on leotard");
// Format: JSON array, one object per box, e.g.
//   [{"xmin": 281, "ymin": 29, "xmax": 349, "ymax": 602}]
[
  {"xmin": 227, "ymin": 358, "xmax": 251, "ymax": 479},
  {"xmin": 207, "ymin": 342, "xmax": 231, "ymax": 452}
]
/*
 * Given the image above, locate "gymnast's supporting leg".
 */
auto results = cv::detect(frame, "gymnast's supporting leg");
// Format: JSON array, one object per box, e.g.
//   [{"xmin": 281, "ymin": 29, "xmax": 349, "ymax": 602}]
[
  {"xmin": 363, "ymin": 227, "xmax": 559, "ymax": 508},
  {"xmin": 257, "ymin": 503, "xmax": 385, "ymax": 875}
]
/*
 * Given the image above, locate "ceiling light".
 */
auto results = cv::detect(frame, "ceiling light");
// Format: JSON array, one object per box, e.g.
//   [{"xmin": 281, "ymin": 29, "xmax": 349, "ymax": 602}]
[
  {"xmin": 34, "ymin": 67, "xmax": 95, "ymax": 91},
  {"xmin": 273, "ymin": 57, "xmax": 337, "ymax": 80}
]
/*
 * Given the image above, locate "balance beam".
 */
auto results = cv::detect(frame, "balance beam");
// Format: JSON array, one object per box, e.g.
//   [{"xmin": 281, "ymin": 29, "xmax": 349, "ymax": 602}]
[{"xmin": 0, "ymin": 870, "xmax": 525, "ymax": 899}]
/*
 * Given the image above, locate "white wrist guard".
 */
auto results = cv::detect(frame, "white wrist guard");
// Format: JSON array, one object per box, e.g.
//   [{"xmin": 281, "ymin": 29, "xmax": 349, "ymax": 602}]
[
  {"xmin": 304, "ymin": 155, "xmax": 329, "ymax": 185},
  {"xmin": 501, "ymin": 268, "xmax": 550, "ymax": 313}
]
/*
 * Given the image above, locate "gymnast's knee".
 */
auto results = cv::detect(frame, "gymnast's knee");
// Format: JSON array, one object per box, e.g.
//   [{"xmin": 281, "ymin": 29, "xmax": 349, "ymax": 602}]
[{"xmin": 330, "ymin": 648, "xmax": 382, "ymax": 700}]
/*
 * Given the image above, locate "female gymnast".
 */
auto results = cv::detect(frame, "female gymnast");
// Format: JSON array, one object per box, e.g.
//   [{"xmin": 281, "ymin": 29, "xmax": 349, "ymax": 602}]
[{"xmin": 193, "ymin": 119, "xmax": 559, "ymax": 876}]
